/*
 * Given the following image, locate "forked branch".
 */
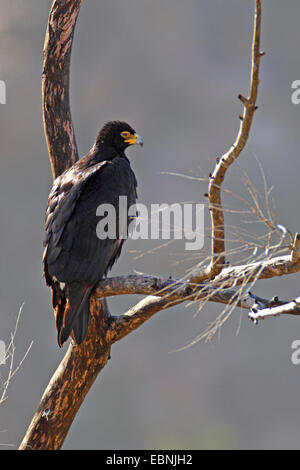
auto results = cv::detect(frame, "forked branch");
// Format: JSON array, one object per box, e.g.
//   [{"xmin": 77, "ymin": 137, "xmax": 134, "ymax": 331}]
[{"xmin": 19, "ymin": 0, "xmax": 300, "ymax": 451}]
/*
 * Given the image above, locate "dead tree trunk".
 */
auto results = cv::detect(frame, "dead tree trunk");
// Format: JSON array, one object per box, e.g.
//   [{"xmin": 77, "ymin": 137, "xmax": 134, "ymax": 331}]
[
  {"xmin": 19, "ymin": 0, "xmax": 300, "ymax": 450},
  {"xmin": 19, "ymin": 0, "xmax": 112, "ymax": 450}
]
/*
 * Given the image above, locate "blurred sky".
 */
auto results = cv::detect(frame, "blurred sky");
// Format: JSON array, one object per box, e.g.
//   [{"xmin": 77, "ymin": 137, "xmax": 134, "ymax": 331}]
[{"xmin": 0, "ymin": 0, "xmax": 300, "ymax": 450}]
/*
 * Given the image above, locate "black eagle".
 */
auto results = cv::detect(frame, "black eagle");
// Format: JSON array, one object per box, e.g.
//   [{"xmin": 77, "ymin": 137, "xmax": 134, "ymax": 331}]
[{"xmin": 43, "ymin": 121, "xmax": 143, "ymax": 347}]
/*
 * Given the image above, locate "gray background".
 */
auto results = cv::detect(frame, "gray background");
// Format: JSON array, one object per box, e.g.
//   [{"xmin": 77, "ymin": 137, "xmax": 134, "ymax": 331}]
[{"xmin": 0, "ymin": 0, "xmax": 300, "ymax": 450}]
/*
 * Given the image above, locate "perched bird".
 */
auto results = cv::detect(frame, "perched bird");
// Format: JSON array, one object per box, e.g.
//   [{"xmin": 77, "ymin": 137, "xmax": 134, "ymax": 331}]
[{"xmin": 43, "ymin": 121, "xmax": 143, "ymax": 347}]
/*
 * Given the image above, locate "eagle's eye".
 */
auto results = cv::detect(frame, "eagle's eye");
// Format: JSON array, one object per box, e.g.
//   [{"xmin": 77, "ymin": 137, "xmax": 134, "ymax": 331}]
[{"xmin": 121, "ymin": 131, "xmax": 131, "ymax": 139}]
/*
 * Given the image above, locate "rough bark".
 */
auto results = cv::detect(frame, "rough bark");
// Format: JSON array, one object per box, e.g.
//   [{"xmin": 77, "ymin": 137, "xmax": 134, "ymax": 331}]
[
  {"xmin": 42, "ymin": 0, "xmax": 81, "ymax": 178},
  {"xmin": 19, "ymin": 0, "xmax": 113, "ymax": 450},
  {"xmin": 20, "ymin": 298, "xmax": 111, "ymax": 450}
]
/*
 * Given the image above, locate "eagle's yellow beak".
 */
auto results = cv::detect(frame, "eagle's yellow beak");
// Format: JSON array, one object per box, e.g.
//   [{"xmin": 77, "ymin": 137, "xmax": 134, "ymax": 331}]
[{"xmin": 124, "ymin": 133, "xmax": 144, "ymax": 147}]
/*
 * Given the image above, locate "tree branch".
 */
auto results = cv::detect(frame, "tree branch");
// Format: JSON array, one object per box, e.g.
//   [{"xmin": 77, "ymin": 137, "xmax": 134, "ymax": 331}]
[
  {"xmin": 248, "ymin": 293, "xmax": 300, "ymax": 322},
  {"xmin": 96, "ymin": 276, "xmax": 253, "ymax": 344},
  {"xmin": 190, "ymin": 0, "xmax": 262, "ymax": 283},
  {"xmin": 42, "ymin": 0, "xmax": 81, "ymax": 178},
  {"xmin": 94, "ymin": 250, "xmax": 300, "ymax": 300},
  {"xmin": 211, "ymin": 252, "xmax": 300, "ymax": 288}
]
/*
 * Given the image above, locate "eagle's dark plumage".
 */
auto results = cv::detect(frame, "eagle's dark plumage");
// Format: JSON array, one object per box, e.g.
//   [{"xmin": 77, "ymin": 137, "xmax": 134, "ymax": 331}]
[{"xmin": 43, "ymin": 121, "xmax": 142, "ymax": 347}]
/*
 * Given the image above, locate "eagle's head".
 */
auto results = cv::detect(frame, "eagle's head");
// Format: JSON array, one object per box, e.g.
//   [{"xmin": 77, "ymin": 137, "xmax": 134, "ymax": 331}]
[{"xmin": 96, "ymin": 121, "xmax": 143, "ymax": 152}]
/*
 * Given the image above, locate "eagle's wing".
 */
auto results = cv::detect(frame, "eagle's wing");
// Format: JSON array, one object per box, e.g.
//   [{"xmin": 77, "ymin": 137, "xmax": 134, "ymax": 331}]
[{"xmin": 44, "ymin": 157, "xmax": 137, "ymax": 285}]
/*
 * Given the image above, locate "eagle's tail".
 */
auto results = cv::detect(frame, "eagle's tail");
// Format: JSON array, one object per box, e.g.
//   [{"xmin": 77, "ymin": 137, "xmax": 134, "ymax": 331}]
[{"xmin": 52, "ymin": 281, "xmax": 93, "ymax": 347}]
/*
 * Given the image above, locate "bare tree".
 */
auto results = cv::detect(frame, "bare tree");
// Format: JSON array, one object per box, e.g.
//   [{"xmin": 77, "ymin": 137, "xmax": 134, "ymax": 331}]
[{"xmin": 18, "ymin": 0, "xmax": 300, "ymax": 450}]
